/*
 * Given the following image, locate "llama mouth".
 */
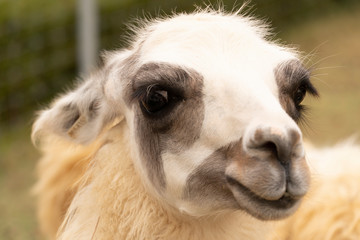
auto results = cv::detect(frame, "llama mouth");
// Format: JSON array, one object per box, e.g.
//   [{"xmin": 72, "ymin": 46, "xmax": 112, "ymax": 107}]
[{"xmin": 226, "ymin": 176, "xmax": 301, "ymax": 220}]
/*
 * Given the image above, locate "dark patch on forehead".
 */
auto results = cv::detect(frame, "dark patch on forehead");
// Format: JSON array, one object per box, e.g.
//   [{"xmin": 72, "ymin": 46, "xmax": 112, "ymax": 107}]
[
  {"xmin": 184, "ymin": 146, "xmax": 239, "ymax": 209},
  {"xmin": 274, "ymin": 60, "xmax": 318, "ymax": 121},
  {"xmin": 131, "ymin": 62, "xmax": 205, "ymax": 190}
]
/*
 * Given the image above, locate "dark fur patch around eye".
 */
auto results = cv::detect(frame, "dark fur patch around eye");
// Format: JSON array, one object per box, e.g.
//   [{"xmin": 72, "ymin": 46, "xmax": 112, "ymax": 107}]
[
  {"xmin": 130, "ymin": 63, "xmax": 190, "ymax": 103},
  {"xmin": 274, "ymin": 60, "xmax": 319, "ymax": 121},
  {"xmin": 125, "ymin": 62, "xmax": 205, "ymax": 191}
]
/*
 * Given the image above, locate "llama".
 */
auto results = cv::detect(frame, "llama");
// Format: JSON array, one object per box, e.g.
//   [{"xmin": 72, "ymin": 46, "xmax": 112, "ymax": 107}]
[{"xmin": 32, "ymin": 9, "xmax": 360, "ymax": 239}]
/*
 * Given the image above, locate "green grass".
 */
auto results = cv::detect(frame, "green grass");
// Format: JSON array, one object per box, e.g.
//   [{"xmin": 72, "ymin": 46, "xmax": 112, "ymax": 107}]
[{"xmin": 1, "ymin": 7, "xmax": 359, "ymax": 239}]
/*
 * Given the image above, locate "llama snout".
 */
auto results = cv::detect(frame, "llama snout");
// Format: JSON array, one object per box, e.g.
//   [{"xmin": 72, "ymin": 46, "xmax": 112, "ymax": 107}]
[
  {"xmin": 225, "ymin": 124, "xmax": 310, "ymax": 220},
  {"xmin": 247, "ymin": 126, "xmax": 309, "ymax": 197}
]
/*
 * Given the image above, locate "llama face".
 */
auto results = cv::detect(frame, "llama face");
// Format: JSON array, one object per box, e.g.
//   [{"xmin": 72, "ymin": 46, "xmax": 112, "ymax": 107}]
[
  {"xmin": 115, "ymin": 13, "xmax": 318, "ymax": 220},
  {"xmin": 33, "ymin": 12, "xmax": 317, "ymax": 221}
]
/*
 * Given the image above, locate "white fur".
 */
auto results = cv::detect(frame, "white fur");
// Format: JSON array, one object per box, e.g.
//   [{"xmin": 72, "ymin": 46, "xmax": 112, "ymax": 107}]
[
  {"xmin": 123, "ymin": 12, "xmax": 303, "ymax": 213},
  {"xmin": 32, "ymin": 9, "xmax": 360, "ymax": 240}
]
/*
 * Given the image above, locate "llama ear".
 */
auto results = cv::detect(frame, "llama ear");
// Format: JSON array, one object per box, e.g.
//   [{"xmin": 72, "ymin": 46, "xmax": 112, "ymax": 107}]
[
  {"xmin": 32, "ymin": 72, "xmax": 119, "ymax": 145},
  {"xmin": 32, "ymin": 50, "xmax": 133, "ymax": 145}
]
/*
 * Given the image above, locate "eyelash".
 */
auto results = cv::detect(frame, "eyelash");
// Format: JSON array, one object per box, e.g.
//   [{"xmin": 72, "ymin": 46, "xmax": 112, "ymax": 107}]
[{"xmin": 292, "ymin": 79, "xmax": 318, "ymax": 123}]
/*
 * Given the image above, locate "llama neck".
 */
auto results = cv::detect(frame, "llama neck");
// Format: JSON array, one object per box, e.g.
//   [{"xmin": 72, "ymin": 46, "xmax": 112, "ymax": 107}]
[{"xmin": 58, "ymin": 121, "xmax": 272, "ymax": 240}]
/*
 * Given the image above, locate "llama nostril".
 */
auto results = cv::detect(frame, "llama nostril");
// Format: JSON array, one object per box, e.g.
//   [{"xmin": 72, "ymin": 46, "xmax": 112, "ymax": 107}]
[
  {"xmin": 247, "ymin": 127, "xmax": 303, "ymax": 165},
  {"xmin": 258, "ymin": 141, "xmax": 279, "ymax": 159}
]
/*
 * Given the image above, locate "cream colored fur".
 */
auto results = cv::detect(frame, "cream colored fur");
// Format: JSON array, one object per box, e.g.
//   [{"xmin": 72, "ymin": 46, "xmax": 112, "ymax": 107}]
[
  {"xmin": 32, "ymin": 9, "xmax": 360, "ymax": 240},
  {"xmin": 33, "ymin": 137, "xmax": 101, "ymax": 238},
  {"xmin": 271, "ymin": 141, "xmax": 360, "ymax": 240},
  {"xmin": 35, "ymin": 118, "xmax": 360, "ymax": 239},
  {"xmin": 52, "ymin": 120, "xmax": 270, "ymax": 240}
]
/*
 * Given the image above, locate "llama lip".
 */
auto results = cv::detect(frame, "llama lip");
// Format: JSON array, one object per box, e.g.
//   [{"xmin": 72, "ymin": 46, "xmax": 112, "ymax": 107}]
[{"xmin": 226, "ymin": 176, "xmax": 301, "ymax": 220}]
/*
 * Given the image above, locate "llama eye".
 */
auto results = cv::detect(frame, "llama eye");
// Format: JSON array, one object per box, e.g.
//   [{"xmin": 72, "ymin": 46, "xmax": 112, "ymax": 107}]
[
  {"xmin": 140, "ymin": 89, "xmax": 169, "ymax": 113},
  {"xmin": 294, "ymin": 85, "xmax": 307, "ymax": 106}
]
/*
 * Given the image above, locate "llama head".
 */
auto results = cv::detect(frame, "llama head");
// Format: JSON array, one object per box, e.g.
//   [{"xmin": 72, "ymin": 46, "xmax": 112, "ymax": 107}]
[{"xmin": 33, "ymin": 11, "xmax": 318, "ymax": 221}]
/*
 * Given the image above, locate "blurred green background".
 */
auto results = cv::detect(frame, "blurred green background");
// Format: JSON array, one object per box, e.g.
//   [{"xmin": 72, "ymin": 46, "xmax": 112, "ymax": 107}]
[{"xmin": 1, "ymin": 0, "xmax": 359, "ymax": 239}]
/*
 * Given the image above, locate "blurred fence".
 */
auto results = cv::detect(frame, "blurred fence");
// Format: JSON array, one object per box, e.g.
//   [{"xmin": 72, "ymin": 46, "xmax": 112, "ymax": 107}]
[
  {"xmin": 0, "ymin": 0, "xmax": 358, "ymax": 125},
  {"xmin": 0, "ymin": 1, "xmax": 76, "ymax": 124}
]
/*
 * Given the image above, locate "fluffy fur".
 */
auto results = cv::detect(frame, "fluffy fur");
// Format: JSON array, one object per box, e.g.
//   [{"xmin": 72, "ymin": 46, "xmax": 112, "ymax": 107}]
[
  {"xmin": 59, "ymin": 120, "xmax": 273, "ymax": 240},
  {"xmin": 35, "ymin": 120, "xmax": 360, "ymax": 239},
  {"xmin": 35, "ymin": 120, "xmax": 272, "ymax": 240},
  {"xmin": 32, "ymin": 9, "xmax": 360, "ymax": 240},
  {"xmin": 271, "ymin": 141, "xmax": 360, "ymax": 240}
]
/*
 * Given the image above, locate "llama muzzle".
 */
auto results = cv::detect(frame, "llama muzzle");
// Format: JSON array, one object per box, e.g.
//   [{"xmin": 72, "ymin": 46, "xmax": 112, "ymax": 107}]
[{"xmin": 225, "ymin": 125, "xmax": 310, "ymax": 220}]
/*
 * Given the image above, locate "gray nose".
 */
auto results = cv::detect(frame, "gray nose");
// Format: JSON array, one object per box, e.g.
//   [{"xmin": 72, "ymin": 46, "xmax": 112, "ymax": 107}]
[
  {"xmin": 246, "ymin": 126, "xmax": 303, "ymax": 166},
  {"xmin": 236, "ymin": 125, "xmax": 309, "ymax": 200}
]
